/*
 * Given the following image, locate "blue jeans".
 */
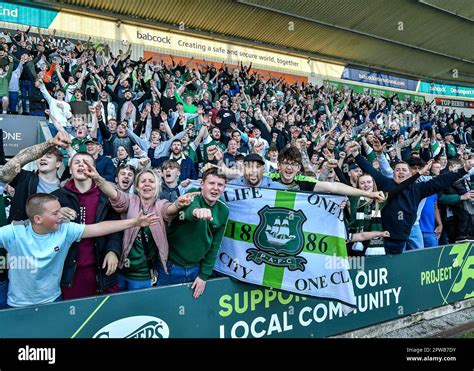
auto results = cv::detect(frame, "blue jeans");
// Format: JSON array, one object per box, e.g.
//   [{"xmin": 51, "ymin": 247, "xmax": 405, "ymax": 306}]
[
  {"xmin": 117, "ymin": 274, "xmax": 152, "ymax": 291},
  {"xmin": 438, "ymin": 230, "xmax": 448, "ymax": 246},
  {"xmin": 156, "ymin": 260, "xmax": 200, "ymax": 286},
  {"xmin": 406, "ymin": 224, "xmax": 424, "ymax": 250},
  {"xmin": 384, "ymin": 238, "xmax": 406, "ymax": 255},
  {"xmin": 0, "ymin": 278, "xmax": 8, "ymax": 309},
  {"xmin": 422, "ymin": 232, "xmax": 438, "ymax": 248},
  {"xmin": 20, "ymin": 80, "xmax": 31, "ymax": 113},
  {"xmin": 8, "ymin": 91, "xmax": 18, "ymax": 113}
]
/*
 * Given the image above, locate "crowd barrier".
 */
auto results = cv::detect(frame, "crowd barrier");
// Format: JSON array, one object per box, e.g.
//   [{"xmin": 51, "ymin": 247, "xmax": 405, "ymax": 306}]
[{"xmin": 0, "ymin": 242, "xmax": 471, "ymax": 338}]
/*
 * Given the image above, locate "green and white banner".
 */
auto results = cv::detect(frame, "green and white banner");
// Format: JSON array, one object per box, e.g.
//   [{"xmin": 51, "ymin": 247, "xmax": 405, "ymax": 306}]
[{"xmin": 216, "ymin": 185, "xmax": 356, "ymax": 309}]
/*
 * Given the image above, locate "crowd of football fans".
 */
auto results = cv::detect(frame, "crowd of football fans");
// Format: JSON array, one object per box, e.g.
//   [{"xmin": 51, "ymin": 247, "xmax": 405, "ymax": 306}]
[{"xmin": 0, "ymin": 26, "xmax": 472, "ymax": 308}]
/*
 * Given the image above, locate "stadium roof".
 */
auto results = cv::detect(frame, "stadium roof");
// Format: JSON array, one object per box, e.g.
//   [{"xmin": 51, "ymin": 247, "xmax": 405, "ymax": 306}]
[{"xmin": 29, "ymin": 0, "xmax": 474, "ymax": 85}]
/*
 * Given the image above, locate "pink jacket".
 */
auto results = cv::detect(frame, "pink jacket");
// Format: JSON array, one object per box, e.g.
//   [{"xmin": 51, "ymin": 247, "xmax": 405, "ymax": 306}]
[{"xmin": 109, "ymin": 190, "xmax": 171, "ymax": 271}]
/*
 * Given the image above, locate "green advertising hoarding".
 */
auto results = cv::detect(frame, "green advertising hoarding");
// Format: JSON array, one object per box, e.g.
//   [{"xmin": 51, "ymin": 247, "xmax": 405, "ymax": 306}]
[
  {"xmin": 0, "ymin": 243, "xmax": 471, "ymax": 338},
  {"xmin": 324, "ymin": 79, "xmax": 425, "ymax": 104}
]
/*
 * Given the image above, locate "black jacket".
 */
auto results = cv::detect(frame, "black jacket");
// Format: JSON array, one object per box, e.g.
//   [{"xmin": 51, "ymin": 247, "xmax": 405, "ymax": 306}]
[
  {"xmin": 52, "ymin": 188, "xmax": 123, "ymax": 293},
  {"xmin": 8, "ymin": 170, "xmax": 41, "ymax": 223},
  {"xmin": 355, "ymin": 154, "xmax": 468, "ymax": 240}
]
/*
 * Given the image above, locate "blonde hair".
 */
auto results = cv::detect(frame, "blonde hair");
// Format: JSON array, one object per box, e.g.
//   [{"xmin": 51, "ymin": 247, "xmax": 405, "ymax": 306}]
[{"xmin": 134, "ymin": 169, "xmax": 162, "ymax": 202}]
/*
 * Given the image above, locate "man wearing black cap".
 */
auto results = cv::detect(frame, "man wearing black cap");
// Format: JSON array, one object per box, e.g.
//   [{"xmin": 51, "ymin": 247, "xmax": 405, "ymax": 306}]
[
  {"xmin": 228, "ymin": 153, "xmax": 286, "ymax": 189},
  {"xmin": 347, "ymin": 162, "xmax": 362, "ymax": 187},
  {"xmin": 105, "ymin": 81, "xmax": 152, "ymax": 125}
]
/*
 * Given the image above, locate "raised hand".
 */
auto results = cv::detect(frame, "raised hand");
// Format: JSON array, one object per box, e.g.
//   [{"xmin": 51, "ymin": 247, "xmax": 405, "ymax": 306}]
[
  {"xmin": 372, "ymin": 138, "xmax": 386, "ymax": 155},
  {"xmin": 83, "ymin": 158, "xmax": 101, "ymax": 181},
  {"xmin": 214, "ymin": 148, "xmax": 224, "ymax": 161},
  {"xmin": 140, "ymin": 109, "xmax": 149, "ymax": 120},
  {"xmin": 347, "ymin": 142, "xmax": 360, "ymax": 157},
  {"xmin": 418, "ymin": 159, "xmax": 434, "ymax": 175},
  {"xmin": 138, "ymin": 157, "xmax": 150, "ymax": 167},
  {"xmin": 175, "ymin": 191, "xmax": 200, "ymax": 209},
  {"xmin": 326, "ymin": 158, "xmax": 339, "ymax": 169},
  {"xmin": 94, "ymin": 102, "xmax": 103, "ymax": 117},
  {"xmin": 322, "ymin": 147, "xmax": 334, "ymax": 160},
  {"xmin": 200, "ymin": 162, "xmax": 219, "ymax": 174},
  {"xmin": 50, "ymin": 131, "xmax": 71, "ymax": 148}
]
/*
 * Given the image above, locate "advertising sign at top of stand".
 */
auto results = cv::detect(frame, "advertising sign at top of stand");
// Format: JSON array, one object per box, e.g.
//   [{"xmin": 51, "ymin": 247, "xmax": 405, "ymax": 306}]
[{"xmin": 341, "ymin": 67, "xmax": 418, "ymax": 92}]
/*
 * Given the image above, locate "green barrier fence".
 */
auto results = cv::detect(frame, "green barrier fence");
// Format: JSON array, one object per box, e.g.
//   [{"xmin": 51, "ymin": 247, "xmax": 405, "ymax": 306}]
[{"xmin": 0, "ymin": 243, "xmax": 472, "ymax": 338}]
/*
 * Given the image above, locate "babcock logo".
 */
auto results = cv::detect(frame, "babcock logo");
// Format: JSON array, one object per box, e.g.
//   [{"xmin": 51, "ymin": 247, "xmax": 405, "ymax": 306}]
[
  {"xmin": 136, "ymin": 31, "xmax": 171, "ymax": 44},
  {"xmin": 93, "ymin": 316, "xmax": 170, "ymax": 338}
]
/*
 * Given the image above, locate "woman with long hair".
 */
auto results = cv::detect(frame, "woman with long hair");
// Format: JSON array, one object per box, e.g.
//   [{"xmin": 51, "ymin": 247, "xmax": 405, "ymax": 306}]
[
  {"xmin": 347, "ymin": 174, "xmax": 387, "ymax": 256},
  {"xmin": 83, "ymin": 163, "xmax": 198, "ymax": 291}
]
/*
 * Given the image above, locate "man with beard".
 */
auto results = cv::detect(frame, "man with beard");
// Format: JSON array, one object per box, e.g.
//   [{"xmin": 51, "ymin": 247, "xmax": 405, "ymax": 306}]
[
  {"xmin": 105, "ymin": 86, "xmax": 152, "ymax": 127},
  {"xmin": 154, "ymin": 139, "xmax": 197, "ymax": 181},
  {"xmin": 228, "ymin": 154, "xmax": 285, "ymax": 189},
  {"xmin": 202, "ymin": 126, "xmax": 227, "ymax": 163},
  {"xmin": 52, "ymin": 153, "xmax": 123, "ymax": 299}
]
